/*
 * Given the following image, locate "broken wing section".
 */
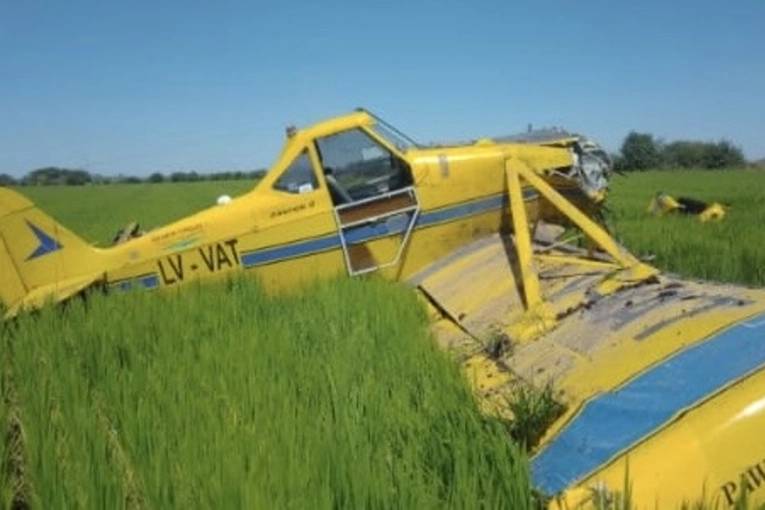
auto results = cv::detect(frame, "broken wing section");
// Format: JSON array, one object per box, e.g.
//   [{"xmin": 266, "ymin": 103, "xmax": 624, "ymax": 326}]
[
  {"xmin": 408, "ymin": 231, "xmax": 623, "ymax": 414},
  {"xmin": 534, "ymin": 301, "xmax": 765, "ymax": 508},
  {"xmin": 410, "ymin": 229, "xmax": 765, "ymax": 507}
]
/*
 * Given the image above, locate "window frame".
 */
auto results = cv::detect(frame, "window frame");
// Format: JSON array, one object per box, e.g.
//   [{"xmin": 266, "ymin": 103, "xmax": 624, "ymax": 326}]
[
  {"xmin": 271, "ymin": 147, "xmax": 322, "ymax": 196},
  {"xmin": 313, "ymin": 127, "xmax": 413, "ymax": 205}
]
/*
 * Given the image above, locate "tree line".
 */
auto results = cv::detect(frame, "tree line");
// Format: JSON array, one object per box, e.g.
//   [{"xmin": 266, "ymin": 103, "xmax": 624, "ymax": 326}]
[
  {"xmin": 0, "ymin": 167, "xmax": 267, "ymax": 187},
  {"xmin": 613, "ymin": 132, "xmax": 750, "ymax": 172},
  {"xmin": 1, "ymin": 132, "xmax": 760, "ymax": 188}
]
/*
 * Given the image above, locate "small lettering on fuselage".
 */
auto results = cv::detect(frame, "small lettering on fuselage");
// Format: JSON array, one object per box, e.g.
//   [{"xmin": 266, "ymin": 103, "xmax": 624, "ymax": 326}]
[
  {"xmin": 157, "ymin": 239, "xmax": 240, "ymax": 286},
  {"xmin": 720, "ymin": 457, "xmax": 765, "ymax": 506},
  {"xmin": 270, "ymin": 200, "xmax": 315, "ymax": 219},
  {"xmin": 149, "ymin": 223, "xmax": 204, "ymax": 243}
]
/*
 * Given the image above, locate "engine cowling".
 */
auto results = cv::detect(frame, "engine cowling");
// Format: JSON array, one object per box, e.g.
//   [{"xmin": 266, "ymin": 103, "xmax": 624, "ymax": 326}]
[{"xmin": 495, "ymin": 129, "xmax": 613, "ymax": 203}]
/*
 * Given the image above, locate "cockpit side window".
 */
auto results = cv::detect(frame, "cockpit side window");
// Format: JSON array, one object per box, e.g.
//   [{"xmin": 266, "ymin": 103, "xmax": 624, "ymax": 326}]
[
  {"xmin": 315, "ymin": 128, "xmax": 413, "ymax": 205},
  {"xmin": 273, "ymin": 150, "xmax": 319, "ymax": 194}
]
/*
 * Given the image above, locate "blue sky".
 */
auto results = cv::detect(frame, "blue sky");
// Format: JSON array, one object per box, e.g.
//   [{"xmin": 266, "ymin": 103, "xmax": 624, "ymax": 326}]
[{"xmin": 2, "ymin": 0, "xmax": 764, "ymax": 177}]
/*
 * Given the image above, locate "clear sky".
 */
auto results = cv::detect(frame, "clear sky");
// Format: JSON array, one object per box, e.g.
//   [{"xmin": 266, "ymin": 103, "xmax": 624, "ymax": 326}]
[{"xmin": 2, "ymin": 0, "xmax": 764, "ymax": 177}]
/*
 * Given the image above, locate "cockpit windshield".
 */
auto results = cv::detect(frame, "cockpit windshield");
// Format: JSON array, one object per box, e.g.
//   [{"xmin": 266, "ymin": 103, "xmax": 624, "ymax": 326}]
[
  {"xmin": 369, "ymin": 123, "xmax": 417, "ymax": 153},
  {"xmin": 363, "ymin": 111, "xmax": 421, "ymax": 153}
]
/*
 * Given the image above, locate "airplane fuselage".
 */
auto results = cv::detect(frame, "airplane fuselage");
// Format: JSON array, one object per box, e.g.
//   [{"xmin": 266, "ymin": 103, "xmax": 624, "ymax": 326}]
[{"xmin": 102, "ymin": 112, "xmax": 588, "ymax": 297}]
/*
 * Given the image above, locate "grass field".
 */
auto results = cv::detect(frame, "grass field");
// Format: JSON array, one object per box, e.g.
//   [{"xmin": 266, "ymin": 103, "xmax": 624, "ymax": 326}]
[
  {"xmin": 3, "ymin": 278, "xmax": 533, "ymax": 508},
  {"xmin": 17, "ymin": 180, "xmax": 255, "ymax": 246},
  {"xmin": 607, "ymin": 169, "xmax": 765, "ymax": 286},
  {"xmin": 3, "ymin": 180, "xmax": 539, "ymax": 508},
  {"xmin": 2, "ymin": 169, "xmax": 764, "ymax": 508}
]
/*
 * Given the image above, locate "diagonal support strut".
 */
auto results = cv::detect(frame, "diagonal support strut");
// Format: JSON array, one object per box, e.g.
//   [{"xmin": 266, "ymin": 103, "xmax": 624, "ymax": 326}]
[{"xmin": 504, "ymin": 158, "xmax": 659, "ymax": 341}]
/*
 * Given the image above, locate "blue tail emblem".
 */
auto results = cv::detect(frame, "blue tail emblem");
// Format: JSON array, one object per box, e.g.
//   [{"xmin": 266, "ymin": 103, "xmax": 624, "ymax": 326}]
[{"xmin": 26, "ymin": 221, "xmax": 62, "ymax": 260}]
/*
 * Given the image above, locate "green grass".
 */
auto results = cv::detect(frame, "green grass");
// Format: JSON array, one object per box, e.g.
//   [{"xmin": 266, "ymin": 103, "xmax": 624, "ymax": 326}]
[
  {"xmin": 608, "ymin": 169, "xmax": 765, "ymax": 286},
  {"xmin": 17, "ymin": 181, "xmax": 254, "ymax": 245},
  {"xmin": 0, "ymin": 358, "xmax": 8, "ymax": 508},
  {"xmin": 3, "ymin": 277, "xmax": 534, "ymax": 508}
]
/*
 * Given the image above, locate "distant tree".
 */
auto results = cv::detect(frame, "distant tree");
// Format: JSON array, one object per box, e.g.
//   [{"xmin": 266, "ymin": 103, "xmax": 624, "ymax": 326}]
[
  {"xmin": 618, "ymin": 132, "xmax": 661, "ymax": 171},
  {"xmin": 702, "ymin": 140, "xmax": 745, "ymax": 169},
  {"xmin": 25, "ymin": 167, "xmax": 56, "ymax": 185},
  {"xmin": 662, "ymin": 141, "xmax": 707, "ymax": 169},
  {"xmin": 661, "ymin": 139, "xmax": 745, "ymax": 170},
  {"xmin": 89, "ymin": 174, "xmax": 110, "ymax": 184},
  {"xmin": 23, "ymin": 167, "xmax": 93, "ymax": 185},
  {"xmin": 0, "ymin": 173, "xmax": 17, "ymax": 187},
  {"xmin": 608, "ymin": 153, "xmax": 624, "ymax": 173},
  {"xmin": 250, "ymin": 169, "xmax": 268, "ymax": 180},
  {"xmin": 170, "ymin": 171, "xmax": 190, "ymax": 182},
  {"xmin": 167, "ymin": 171, "xmax": 208, "ymax": 182},
  {"xmin": 12, "ymin": 166, "xmax": 268, "ymax": 186},
  {"xmin": 64, "ymin": 169, "xmax": 92, "ymax": 185}
]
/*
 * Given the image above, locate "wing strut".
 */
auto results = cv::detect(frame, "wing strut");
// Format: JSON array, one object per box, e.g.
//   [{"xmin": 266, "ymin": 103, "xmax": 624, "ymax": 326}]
[{"xmin": 504, "ymin": 158, "xmax": 659, "ymax": 341}]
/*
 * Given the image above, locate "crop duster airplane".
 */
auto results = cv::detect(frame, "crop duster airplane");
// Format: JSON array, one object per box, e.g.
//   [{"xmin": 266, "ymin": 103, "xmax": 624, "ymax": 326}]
[{"xmin": 2, "ymin": 109, "xmax": 765, "ymax": 508}]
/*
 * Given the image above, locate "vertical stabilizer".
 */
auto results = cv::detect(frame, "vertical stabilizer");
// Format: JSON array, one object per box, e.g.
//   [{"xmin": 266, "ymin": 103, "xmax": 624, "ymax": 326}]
[{"xmin": 0, "ymin": 188, "xmax": 105, "ymax": 317}]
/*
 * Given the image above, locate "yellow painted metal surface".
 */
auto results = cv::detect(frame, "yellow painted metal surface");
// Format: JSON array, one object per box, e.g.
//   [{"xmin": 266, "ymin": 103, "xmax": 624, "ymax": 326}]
[
  {"xmin": 410, "ymin": 226, "xmax": 765, "ymax": 507},
  {"xmin": 648, "ymin": 192, "xmax": 727, "ymax": 222},
  {"xmin": 0, "ymin": 109, "xmax": 597, "ymax": 318},
  {"xmin": 538, "ymin": 295, "xmax": 765, "ymax": 507},
  {"xmin": 557, "ymin": 362, "xmax": 765, "ymax": 509}
]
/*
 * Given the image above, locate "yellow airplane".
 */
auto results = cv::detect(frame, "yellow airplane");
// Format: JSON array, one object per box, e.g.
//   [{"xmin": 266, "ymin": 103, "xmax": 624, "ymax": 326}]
[
  {"xmin": 1, "ymin": 108, "xmax": 765, "ymax": 508},
  {"xmin": 647, "ymin": 191, "xmax": 727, "ymax": 222}
]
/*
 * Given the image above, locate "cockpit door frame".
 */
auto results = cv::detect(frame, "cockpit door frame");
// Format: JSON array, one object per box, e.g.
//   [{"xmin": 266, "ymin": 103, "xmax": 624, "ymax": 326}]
[{"xmin": 332, "ymin": 186, "xmax": 421, "ymax": 276}]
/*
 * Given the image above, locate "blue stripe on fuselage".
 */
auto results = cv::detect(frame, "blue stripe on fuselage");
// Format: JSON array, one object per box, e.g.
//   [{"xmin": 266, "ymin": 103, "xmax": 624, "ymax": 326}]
[
  {"xmin": 240, "ymin": 192, "xmax": 514, "ymax": 268},
  {"xmin": 417, "ymin": 194, "xmax": 506, "ymax": 228},
  {"xmin": 107, "ymin": 188, "xmax": 547, "ymax": 285},
  {"xmin": 531, "ymin": 312, "xmax": 765, "ymax": 495},
  {"xmin": 241, "ymin": 235, "xmax": 340, "ymax": 268},
  {"xmin": 110, "ymin": 273, "xmax": 160, "ymax": 291}
]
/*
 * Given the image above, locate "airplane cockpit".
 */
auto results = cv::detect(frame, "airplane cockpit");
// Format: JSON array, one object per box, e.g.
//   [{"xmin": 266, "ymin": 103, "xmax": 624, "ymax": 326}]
[{"xmin": 315, "ymin": 127, "xmax": 413, "ymax": 206}]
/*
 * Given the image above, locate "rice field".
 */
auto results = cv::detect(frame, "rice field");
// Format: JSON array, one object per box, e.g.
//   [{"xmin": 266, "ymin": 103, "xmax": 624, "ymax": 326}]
[
  {"xmin": 3, "ymin": 181, "xmax": 537, "ymax": 508},
  {"xmin": 607, "ymin": 169, "xmax": 765, "ymax": 286},
  {"xmin": 2, "ymin": 169, "xmax": 765, "ymax": 508},
  {"xmin": 16, "ymin": 181, "xmax": 255, "ymax": 246},
  {"xmin": 2, "ymin": 278, "xmax": 533, "ymax": 508}
]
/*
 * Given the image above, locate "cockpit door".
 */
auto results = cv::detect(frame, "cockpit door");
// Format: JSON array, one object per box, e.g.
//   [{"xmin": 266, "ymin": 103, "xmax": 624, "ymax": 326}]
[
  {"xmin": 316, "ymin": 128, "xmax": 421, "ymax": 276},
  {"xmin": 333, "ymin": 187, "xmax": 420, "ymax": 275}
]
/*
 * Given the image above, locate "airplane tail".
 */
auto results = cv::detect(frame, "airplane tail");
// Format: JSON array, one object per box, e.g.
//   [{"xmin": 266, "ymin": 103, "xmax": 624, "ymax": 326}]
[{"xmin": 0, "ymin": 187, "xmax": 105, "ymax": 318}]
